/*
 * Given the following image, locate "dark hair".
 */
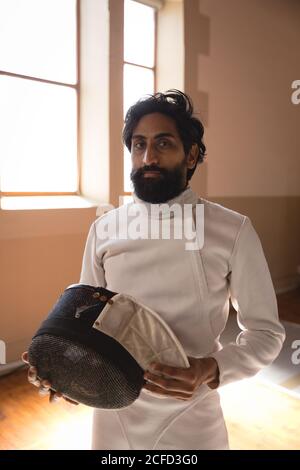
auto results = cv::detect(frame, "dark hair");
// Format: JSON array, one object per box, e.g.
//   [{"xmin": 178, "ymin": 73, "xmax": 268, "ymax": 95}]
[{"xmin": 122, "ymin": 89, "xmax": 206, "ymax": 181}]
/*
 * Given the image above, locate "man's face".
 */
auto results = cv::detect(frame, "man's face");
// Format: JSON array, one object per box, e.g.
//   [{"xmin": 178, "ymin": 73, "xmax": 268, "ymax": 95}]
[{"xmin": 130, "ymin": 113, "xmax": 195, "ymax": 203}]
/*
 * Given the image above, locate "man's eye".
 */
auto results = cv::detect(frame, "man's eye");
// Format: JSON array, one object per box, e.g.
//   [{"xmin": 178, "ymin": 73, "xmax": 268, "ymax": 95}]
[
  {"xmin": 133, "ymin": 142, "xmax": 145, "ymax": 150},
  {"xmin": 158, "ymin": 140, "xmax": 169, "ymax": 148}
]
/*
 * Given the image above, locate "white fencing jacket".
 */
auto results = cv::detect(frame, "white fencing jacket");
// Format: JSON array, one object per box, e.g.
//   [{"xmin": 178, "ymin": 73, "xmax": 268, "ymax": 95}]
[{"xmin": 79, "ymin": 186, "xmax": 285, "ymax": 450}]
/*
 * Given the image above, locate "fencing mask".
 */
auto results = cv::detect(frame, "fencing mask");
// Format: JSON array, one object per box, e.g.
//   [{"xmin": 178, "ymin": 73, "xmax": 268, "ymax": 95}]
[{"xmin": 28, "ymin": 284, "xmax": 189, "ymax": 409}]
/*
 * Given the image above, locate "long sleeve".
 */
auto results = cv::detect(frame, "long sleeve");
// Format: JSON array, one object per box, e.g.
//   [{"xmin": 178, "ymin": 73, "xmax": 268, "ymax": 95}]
[
  {"xmin": 211, "ymin": 216, "xmax": 285, "ymax": 387},
  {"xmin": 79, "ymin": 221, "xmax": 106, "ymax": 287}
]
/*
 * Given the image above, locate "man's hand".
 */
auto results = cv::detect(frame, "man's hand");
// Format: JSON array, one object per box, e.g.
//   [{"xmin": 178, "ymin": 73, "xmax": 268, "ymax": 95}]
[
  {"xmin": 143, "ymin": 357, "xmax": 219, "ymax": 401},
  {"xmin": 21, "ymin": 351, "xmax": 78, "ymax": 405}
]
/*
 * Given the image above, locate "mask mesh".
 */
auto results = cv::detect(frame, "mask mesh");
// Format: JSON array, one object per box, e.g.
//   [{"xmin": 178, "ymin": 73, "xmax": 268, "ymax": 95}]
[{"xmin": 28, "ymin": 333, "xmax": 144, "ymax": 409}]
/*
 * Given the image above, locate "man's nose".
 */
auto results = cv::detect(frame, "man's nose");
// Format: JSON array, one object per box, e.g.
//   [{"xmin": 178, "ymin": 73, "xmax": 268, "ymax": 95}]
[{"xmin": 143, "ymin": 144, "xmax": 159, "ymax": 166}]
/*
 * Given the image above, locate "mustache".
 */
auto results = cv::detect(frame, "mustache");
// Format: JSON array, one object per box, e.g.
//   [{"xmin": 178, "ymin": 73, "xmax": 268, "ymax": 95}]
[{"xmin": 131, "ymin": 166, "xmax": 167, "ymax": 178}]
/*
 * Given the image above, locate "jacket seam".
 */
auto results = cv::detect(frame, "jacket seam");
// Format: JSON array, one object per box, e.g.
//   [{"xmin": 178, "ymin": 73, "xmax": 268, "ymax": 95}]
[
  {"xmin": 93, "ymin": 219, "xmax": 104, "ymax": 267},
  {"xmin": 228, "ymin": 215, "xmax": 248, "ymax": 271},
  {"xmin": 152, "ymin": 388, "xmax": 211, "ymax": 449},
  {"xmin": 115, "ymin": 411, "xmax": 132, "ymax": 450}
]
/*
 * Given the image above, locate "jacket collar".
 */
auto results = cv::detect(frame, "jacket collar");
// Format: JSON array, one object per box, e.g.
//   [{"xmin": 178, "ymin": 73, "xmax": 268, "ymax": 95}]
[{"xmin": 132, "ymin": 186, "xmax": 201, "ymax": 219}]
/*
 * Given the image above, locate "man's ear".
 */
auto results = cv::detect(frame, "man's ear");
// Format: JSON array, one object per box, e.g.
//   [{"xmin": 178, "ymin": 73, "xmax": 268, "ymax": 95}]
[{"xmin": 186, "ymin": 144, "xmax": 199, "ymax": 169}]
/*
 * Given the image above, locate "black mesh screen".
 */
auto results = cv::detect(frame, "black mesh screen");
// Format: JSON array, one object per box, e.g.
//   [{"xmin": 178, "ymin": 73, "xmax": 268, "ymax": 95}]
[{"xmin": 28, "ymin": 333, "xmax": 145, "ymax": 409}]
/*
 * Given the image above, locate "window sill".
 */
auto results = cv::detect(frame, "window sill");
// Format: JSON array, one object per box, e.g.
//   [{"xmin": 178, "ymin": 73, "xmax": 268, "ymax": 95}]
[
  {"xmin": 0, "ymin": 196, "xmax": 114, "ymax": 240},
  {"xmin": 0, "ymin": 195, "xmax": 100, "ymax": 211}
]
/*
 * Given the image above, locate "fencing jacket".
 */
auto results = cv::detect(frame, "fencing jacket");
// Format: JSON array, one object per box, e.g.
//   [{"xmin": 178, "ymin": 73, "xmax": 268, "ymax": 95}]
[{"xmin": 79, "ymin": 186, "xmax": 285, "ymax": 450}]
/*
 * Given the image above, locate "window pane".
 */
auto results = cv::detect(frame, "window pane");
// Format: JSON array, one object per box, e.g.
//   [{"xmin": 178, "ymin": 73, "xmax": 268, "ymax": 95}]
[
  {"xmin": 124, "ymin": 64, "xmax": 154, "ymax": 117},
  {"xmin": 123, "ymin": 64, "xmax": 154, "ymax": 192},
  {"xmin": 0, "ymin": 76, "xmax": 77, "ymax": 192},
  {"xmin": 0, "ymin": 0, "xmax": 77, "ymax": 83},
  {"xmin": 124, "ymin": 0, "xmax": 155, "ymax": 68}
]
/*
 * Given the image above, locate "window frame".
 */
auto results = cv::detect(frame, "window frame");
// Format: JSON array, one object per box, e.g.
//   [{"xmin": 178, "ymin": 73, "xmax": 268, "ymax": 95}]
[
  {"xmin": 0, "ymin": 0, "xmax": 81, "ymax": 197},
  {"xmin": 122, "ymin": 0, "xmax": 157, "ymax": 197}
]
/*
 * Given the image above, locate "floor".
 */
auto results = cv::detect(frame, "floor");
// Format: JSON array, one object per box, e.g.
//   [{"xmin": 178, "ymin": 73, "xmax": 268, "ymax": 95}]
[
  {"xmin": 0, "ymin": 368, "xmax": 93, "ymax": 450},
  {"xmin": 0, "ymin": 288, "xmax": 299, "ymax": 450},
  {"xmin": 220, "ymin": 378, "xmax": 300, "ymax": 450},
  {"xmin": 277, "ymin": 287, "xmax": 300, "ymax": 325}
]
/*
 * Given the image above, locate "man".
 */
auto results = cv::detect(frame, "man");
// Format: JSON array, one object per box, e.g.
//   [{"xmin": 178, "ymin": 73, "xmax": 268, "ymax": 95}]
[{"xmin": 24, "ymin": 90, "xmax": 285, "ymax": 449}]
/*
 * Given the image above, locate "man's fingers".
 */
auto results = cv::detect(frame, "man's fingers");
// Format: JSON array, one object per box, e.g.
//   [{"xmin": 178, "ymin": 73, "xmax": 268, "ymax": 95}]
[
  {"xmin": 39, "ymin": 386, "xmax": 50, "ymax": 396},
  {"xmin": 24, "ymin": 363, "xmax": 72, "ymax": 406},
  {"xmin": 49, "ymin": 390, "xmax": 62, "ymax": 403},
  {"xmin": 49, "ymin": 390, "xmax": 56, "ymax": 402},
  {"xmin": 21, "ymin": 351, "xmax": 29, "ymax": 364},
  {"xmin": 28, "ymin": 366, "xmax": 41, "ymax": 387},
  {"xmin": 24, "ymin": 363, "xmax": 79, "ymax": 406},
  {"xmin": 144, "ymin": 373, "xmax": 194, "ymax": 395},
  {"xmin": 38, "ymin": 379, "xmax": 52, "ymax": 396},
  {"xmin": 143, "ymin": 382, "xmax": 192, "ymax": 401},
  {"xmin": 24, "ymin": 353, "xmax": 40, "ymax": 387},
  {"xmin": 41, "ymin": 379, "xmax": 51, "ymax": 388},
  {"xmin": 48, "ymin": 391, "xmax": 78, "ymax": 406},
  {"xmin": 148, "ymin": 362, "xmax": 192, "ymax": 382},
  {"xmin": 64, "ymin": 397, "xmax": 79, "ymax": 406},
  {"xmin": 28, "ymin": 366, "xmax": 37, "ymax": 379}
]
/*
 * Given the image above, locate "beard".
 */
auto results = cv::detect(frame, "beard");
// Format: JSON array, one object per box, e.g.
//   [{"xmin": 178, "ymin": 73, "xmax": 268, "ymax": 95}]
[{"xmin": 130, "ymin": 160, "xmax": 187, "ymax": 204}]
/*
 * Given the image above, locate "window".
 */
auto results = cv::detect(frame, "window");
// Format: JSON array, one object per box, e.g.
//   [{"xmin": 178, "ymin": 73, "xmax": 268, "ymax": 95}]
[
  {"xmin": 123, "ymin": 0, "xmax": 156, "ymax": 194},
  {"xmin": 0, "ymin": 0, "xmax": 79, "ymax": 196}
]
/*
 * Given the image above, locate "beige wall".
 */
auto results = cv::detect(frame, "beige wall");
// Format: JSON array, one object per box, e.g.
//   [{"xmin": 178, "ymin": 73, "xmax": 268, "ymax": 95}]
[
  {"xmin": 197, "ymin": 0, "xmax": 300, "ymax": 197},
  {"xmin": 184, "ymin": 0, "xmax": 300, "ymax": 289},
  {"xmin": 208, "ymin": 196, "xmax": 300, "ymax": 292},
  {"xmin": 0, "ymin": 208, "xmax": 96, "ymax": 364}
]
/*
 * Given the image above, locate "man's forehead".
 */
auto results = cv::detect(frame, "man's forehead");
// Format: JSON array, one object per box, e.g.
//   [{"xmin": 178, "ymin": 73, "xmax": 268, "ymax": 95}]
[
  {"xmin": 132, "ymin": 132, "xmax": 176, "ymax": 140},
  {"xmin": 132, "ymin": 112, "xmax": 180, "ymax": 138}
]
